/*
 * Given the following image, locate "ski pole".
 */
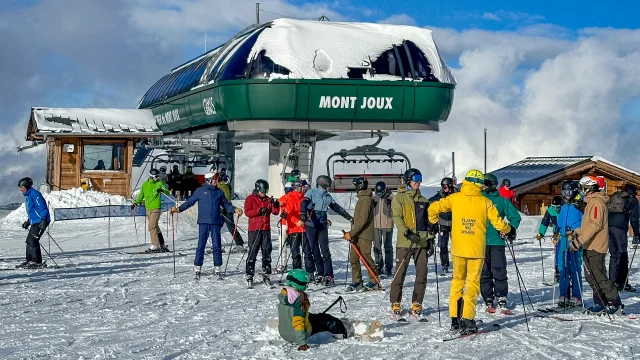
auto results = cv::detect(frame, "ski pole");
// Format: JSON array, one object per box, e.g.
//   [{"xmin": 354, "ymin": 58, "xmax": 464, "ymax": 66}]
[
  {"xmin": 273, "ymin": 223, "xmax": 285, "ymax": 272},
  {"xmin": 223, "ymin": 214, "xmax": 239, "ymax": 277},
  {"xmin": 344, "ymin": 239, "xmax": 350, "ymax": 288},
  {"xmin": 622, "ymin": 244, "xmax": 638, "ymax": 294},
  {"xmin": 172, "ymin": 213, "xmax": 176, "ymax": 278},
  {"xmin": 222, "ymin": 213, "xmax": 246, "ymax": 234},
  {"xmin": 46, "ymin": 231, "xmax": 77, "ymax": 268},
  {"xmin": 343, "ymin": 231, "xmax": 381, "ymax": 287},
  {"xmin": 370, "ymin": 242, "xmax": 416, "ymax": 318},
  {"xmin": 538, "ymin": 237, "xmax": 547, "ymax": 284},
  {"xmin": 236, "ymin": 216, "xmax": 266, "ymax": 270},
  {"xmin": 433, "ymin": 242, "xmax": 442, "ymax": 327},
  {"xmin": 39, "ymin": 242, "xmax": 59, "ymax": 268},
  {"xmin": 505, "ymin": 239, "xmax": 530, "ymax": 331},
  {"xmin": 581, "ymin": 252, "xmax": 613, "ymax": 321},
  {"xmin": 133, "ymin": 208, "xmax": 140, "ymax": 254},
  {"xmin": 322, "ymin": 296, "xmax": 347, "ymax": 314},
  {"xmin": 506, "ymin": 241, "xmax": 535, "ymax": 311}
]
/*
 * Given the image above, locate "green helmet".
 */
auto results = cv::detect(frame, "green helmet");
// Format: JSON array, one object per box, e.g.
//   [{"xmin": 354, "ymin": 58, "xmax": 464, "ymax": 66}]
[
  {"xmin": 285, "ymin": 269, "xmax": 311, "ymax": 291},
  {"xmin": 484, "ymin": 173, "xmax": 498, "ymax": 193}
]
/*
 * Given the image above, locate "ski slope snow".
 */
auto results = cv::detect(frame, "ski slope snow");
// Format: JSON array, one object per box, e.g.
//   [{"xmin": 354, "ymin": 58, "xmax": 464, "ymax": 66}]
[{"xmin": 1, "ymin": 197, "xmax": 640, "ymax": 359}]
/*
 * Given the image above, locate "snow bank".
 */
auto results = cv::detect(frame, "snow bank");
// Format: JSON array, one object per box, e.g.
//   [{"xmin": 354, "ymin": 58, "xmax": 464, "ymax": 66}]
[
  {"xmin": 249, "ymin": 19, "xmax": 456, "ymax": 84},
  {"xmin": 1, "ymin": 188, "xmax": 129, "ymax": 229}
]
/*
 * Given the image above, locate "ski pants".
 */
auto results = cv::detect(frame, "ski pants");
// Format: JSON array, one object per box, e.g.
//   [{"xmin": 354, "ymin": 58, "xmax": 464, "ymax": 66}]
[
  {"xmin": 584, "ymin": 250, "xmax": 622, "ymax": 307},
  {"xmin": 390, "ymin": 247, "xmax": 428, "ymax": 305},
  {"xmin": 146, "ymin": 209, "xmax": 162, "ymax": 247},
  {"xmin": 278, "ymin": 224, "xmax": 290, "ymax": 269},
  {"xmin": 246, "ymin": 230, "xmax": 273, "ymax": 277},
  {"xmin": 350, "ymin": 237, "xmax": 377, "ymax": 284},
  {"xmin": 450, "ymin": 255, "xmax": 484, "ymax": 320},
  {"xmin": 608, "ymin": 226, "xmax": 629, "ymax": 288},
  {"xmin": 288, "ymin": 232, "xmax": 304, "ymax": 269},
  {"xmin": 26, "ymin": 222, "xmax": 47, "ymax": 264},
  {"xmin": 302, "ymin": 232, "xmax": 316, "ymax": 275},
  {"xmin": 438, "ymin": 227, "xmax": 451, "ymax": 269},
  {"xmin": 481, "ymin": 245, "xmax": 508, "ymax": 301},
  {"xmin": 195, "ymin": 224, "xmax": 222, "ymax": 267},
  {"xmin": 309, "ymin": 313, "xmax": 347, "ymax": 338},
  {"xmin": 558, "ymin": 246, "xmax": 583, "ymax": 299},
  {"xmin": 306, "ymin": 226, "xmax": 333, "ymax": 278},
  {"xmin": 223, "ymin": 214, "xmax": 244, "ymax": 246},
  {"xmin": 373, "ymin": 229, "xmax": 393, "ymax": 274}
]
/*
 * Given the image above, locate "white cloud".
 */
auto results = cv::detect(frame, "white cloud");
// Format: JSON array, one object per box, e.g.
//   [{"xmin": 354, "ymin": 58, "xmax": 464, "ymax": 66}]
[
  {"xmin": 482, "ymin": 12, "xmax": 501, "ymax": 21},
  {"xmin": 378, "ymin": 14, "xmax": 417, "ymax": 26}
]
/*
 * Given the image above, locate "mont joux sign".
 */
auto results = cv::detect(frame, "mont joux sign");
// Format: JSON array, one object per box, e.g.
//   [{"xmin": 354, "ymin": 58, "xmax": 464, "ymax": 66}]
[{"xmin": 319, "ymin": 96, "xmax": 394, "ymax": 110}]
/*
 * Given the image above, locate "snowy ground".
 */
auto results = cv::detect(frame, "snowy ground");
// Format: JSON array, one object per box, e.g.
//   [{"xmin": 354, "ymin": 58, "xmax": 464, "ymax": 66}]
[{"xmin": 1, "ymin": 202, "xmax": 640, "ymax": 359}]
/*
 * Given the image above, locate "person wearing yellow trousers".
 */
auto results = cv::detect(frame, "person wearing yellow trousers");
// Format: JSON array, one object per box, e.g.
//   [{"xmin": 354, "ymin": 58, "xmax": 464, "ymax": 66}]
[{"xmin": 427, "ymin": 169, "xmax": 516, "ymax": 335}]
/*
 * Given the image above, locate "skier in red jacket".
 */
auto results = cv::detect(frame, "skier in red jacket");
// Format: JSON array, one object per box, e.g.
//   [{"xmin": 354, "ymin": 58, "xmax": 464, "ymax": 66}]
[
  {"xmin": 498, "ymin": 179, "xmax": 517, "ymax": 206},
  {"xmin": 244, "ymin": 179, "xmax": 280, "ymax": 288}
]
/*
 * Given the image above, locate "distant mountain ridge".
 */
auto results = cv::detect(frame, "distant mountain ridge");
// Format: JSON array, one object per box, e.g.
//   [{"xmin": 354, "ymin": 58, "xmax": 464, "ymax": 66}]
[{"xmin": 0, "ymin": 203, "xmax": 21, "ymax": 211}]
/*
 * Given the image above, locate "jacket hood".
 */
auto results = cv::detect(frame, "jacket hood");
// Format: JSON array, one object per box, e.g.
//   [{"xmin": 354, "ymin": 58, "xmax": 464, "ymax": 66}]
[
  {"xmin": 482, "ymin": 189, "xmax": 501, "ymax": 198},
  {"xmin": 397, "ymin": 187, "xmax": 421, "ymax": 197},
  {"xmin": 358, "ymin": 189, "xmax": 373, "ymax": 197},
  {"xmin": 586, "ymin": 191, "xmax": 609, "ymax": 202},
  {"xmin": 461, "ymin": 181, "xmax": 483, "ymax": 196}
]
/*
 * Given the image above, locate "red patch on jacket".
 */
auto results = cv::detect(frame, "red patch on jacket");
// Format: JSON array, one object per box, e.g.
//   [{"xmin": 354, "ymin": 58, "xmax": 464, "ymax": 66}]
[{"xmin": 593, "ymin": 207, "xmax": 598, "ymax": 219}]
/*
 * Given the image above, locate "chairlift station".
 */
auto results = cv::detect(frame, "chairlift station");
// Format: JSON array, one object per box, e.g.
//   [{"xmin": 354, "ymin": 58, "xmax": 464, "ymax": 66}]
[{"xmin": 23, "ymin": 19, "xmax": 456, "ymax": 197}]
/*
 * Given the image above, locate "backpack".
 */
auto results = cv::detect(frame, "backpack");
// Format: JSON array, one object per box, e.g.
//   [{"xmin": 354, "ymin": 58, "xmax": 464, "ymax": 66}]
[{"xmin": 607, "ymin": 191, "xmax": 626, "ymax": 214}]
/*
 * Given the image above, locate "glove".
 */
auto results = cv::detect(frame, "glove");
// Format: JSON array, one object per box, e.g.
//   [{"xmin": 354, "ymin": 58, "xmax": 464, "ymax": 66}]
[
  {"xmin": 297, "ymin": 344, "xmax": 309, "ymax": 351},
  {"xmin": 404, "ymin": 229, "xmax": 421, "ymax": 245},
  {"xmin": 296, "ymin": 220, "xmax": 305, "ymax": 228},
  {"xmin": 156, "ymin": 188, "xmax": 164, "ymax": 194},
  {"xmin": 299, "ymin": 213, "xmax": 307, "ymax": 222},
  {"xmin": 130, "ymin": 204, "xmax": 137, "ymax": 210},
  {"xmin": 280, "ymin": 211, "xmax": 288, "ymax": 219},
  {"xmin": 505, "ymin": 226, "xmax": 517, "ymax": 241},
  {"xmin": 426, "ymin": 239, "xmax": 435, "ymax": 256},
  {"xmin": 234, "ymin": 208, "xmax": 243, "ymax": 217},
  {"xmin": 633, "ymin": 235, "xmax": 640, "ymax": 246},
  {"xmin": 327, "ymin": 219, "xmax": 332, "ymax": 227},
  {"xmin": 342, "ymin": 231, "xmax": 352, "ymax": 242},
  {"xmin": 535, "ymin": 233, "xmax": 543, "ymax": 241},
  {"xmin": 259, "ymin": 207, "xmax": 269, "ymax": 216},
  {"xmin": 169, "ymin": 207, "xmax": 180, "ymax": 214},
  {"xmin": 552, "ymin": 232, "xmax": 560, "ymax": 246},
  {"xmin": 569, "ymin": 234, "xmax": 581, "ymax": 251},
  {"xmin": 22, "ymin": 221, "xmax": 30, "ymax": 230},
  {"xmin": 426, "ymin": 222, "xmax": 439, "ymax": 236}
]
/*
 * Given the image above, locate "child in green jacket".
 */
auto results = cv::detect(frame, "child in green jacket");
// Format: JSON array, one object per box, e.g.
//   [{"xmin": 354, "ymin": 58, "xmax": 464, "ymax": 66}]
[{"xmin": 278, "ymin": 269, "xmax": 347, "ymax": 350}]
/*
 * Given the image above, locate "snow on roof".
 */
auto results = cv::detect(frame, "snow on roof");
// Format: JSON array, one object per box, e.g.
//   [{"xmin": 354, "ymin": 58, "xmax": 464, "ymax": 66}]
[
  {"xmin": 30, "ymin": 107, "xmax": 161, "ymax": 136},
  {"xmin": 591, "ymin": 156, "xmax": 640, "ymax": 177},
  {"xmin": 248, "ymin": 19, "xmax": 456, "ymax": 83}
]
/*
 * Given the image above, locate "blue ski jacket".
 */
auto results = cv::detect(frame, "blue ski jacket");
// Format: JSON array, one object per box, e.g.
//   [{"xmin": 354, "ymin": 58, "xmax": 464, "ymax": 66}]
[
  {"xmin": 178, "ymin": 184, "xmax": 235, "ymax": 225},
  {"xmin": 300, "ymin": 187, "xmax": 351, "ymax": 228},
  {"xmin": 24, "ymin": 188, "xmax": 51, "ymax": 225},
  {"xmin": 557, "ymin": 203, "xmax": 583, "ymax": 250}
]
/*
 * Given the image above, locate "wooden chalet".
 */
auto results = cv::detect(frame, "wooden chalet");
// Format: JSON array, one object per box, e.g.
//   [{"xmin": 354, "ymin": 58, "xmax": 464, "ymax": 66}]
[
  {"xmin": 25, "ymin": 107, "xmax": 162, "ymax": 196},
  {"xmin": 491, "ymin": 156, "xmax": 640, "ymax": 215}
]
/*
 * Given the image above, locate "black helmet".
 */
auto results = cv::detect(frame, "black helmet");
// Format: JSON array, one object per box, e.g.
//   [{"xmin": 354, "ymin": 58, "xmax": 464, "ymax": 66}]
[
  {"xmin": 624, "ymin": 184, "xmax": 638, "ymax": 197},
  {"xmin": 18, "ymin": 177, "xmax": 33, "ymax": 189},
  {"xmin": 290, "ymin": 169, "xmax": 302, "ymax": 180},
  {"xmin": 552, "ymin": 195, "xmax": 563, "ymax": 206},
  {"xmin": 149, "ymin": 169, "xmax": 160, "ymax": 178},
  {"xmin": 186, "ymin": 166, "xmax": 193, "ymax": 172},
  {"xmin": 561, "ymin": 180, "xmax": 579, "ymax": 201},
  {"xmin": 502, "ymin": 179, "xmax": 511, "ymax": 187},
  {"xmin": 173, "ymin": 165, "xmax": 179, "ymax": 171},
  {"xmin": 484, "ymin": 173, "xmax": 499, "ymax": 192},
  {"xmin": 316, "ymin": 175, "xmax": 332, "ymax": 189},
  {"xmin": 352, "ymin": 177, "xmax": 368, "ymax": 192},
  {"xmin": 441, "ymin": 177, "xmax": 454, "ymax": 188},
  {"xmin": 159, "ymin": 166, "xmax": 167, "ymax": 172},
  {"xmin": 375, "ymin": 181, "xmax": 387, "ymax": 197},
  {"xmin": 220, "ymin": 174, "xmax": 230, "ymax": 183},
  {"xmin": 255, "ymin": 179, "xmax": 269, "ymax": 194},
  {"xmin": 403, "ymin": 168, "xmax": 422, "ymax": 184}
]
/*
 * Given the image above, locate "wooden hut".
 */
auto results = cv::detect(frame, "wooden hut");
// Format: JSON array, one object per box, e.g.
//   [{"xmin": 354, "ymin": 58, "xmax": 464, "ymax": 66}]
[
  {"xmin": 25, "ymin": 107, "xmax": 162, "ymax": 196},
  {"xmin": 491, "ymin": 156, "xmax": 640, "ymax": 215}
]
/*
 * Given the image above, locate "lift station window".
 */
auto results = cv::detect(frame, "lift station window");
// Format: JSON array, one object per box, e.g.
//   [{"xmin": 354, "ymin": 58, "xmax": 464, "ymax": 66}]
[{"xmin": 82, "ymin": 143, "xmax": 125, "ymax": 171}]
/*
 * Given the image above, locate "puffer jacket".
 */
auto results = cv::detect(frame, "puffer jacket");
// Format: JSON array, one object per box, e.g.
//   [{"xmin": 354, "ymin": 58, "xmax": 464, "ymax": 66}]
[
  {"xmin": 278, "ymin": 287, "xmax": 311, "ymax": 346},
  {"xmin": 284, "ymin": 190, "xmax": 305, "ymax": 234},
  {"xmin": 244, "ymin": 191, "xmax": 279, "ymax": 231},
  {"xmin": 300, "ymin": 187, "xmax": 351, "ymax": 228},
  {"xmin": 135, "ymin": 178, "xmax": 170, "ymax": 210},
  {"xmin": 499, "ymin": 185, "xmax": 516, "ymax": 204},
  {"xmin": 428, "ymin": 181, "xmax": 512, "ymax": 259},
  {"xmin": 428, "ymin": 189, "xmax": 455, "ymax": 228},
  {"xmin": 557, "ymin": 202, "xmax": 583, "ymax": 251},
  {"xmin": 483, "ymin": 190, "xmax": 522, "ymax": 246},
  {"xmin": 372, "ymin": 194, "xmax": 394, "ymax": 230},
  {"xmin": 575, "ymin": 192, "xmax": 610, "ymax": 253},
  {"xmin": 24, "ymin": 188, "xmax": 51, "ymax": 225},
  {"xmin": 348, "ymin": 189, "xmax": 375, "ymax": 242},
  {"xmin": 391, "ymin": 187, "xmax": 430, "ymax": 248}
]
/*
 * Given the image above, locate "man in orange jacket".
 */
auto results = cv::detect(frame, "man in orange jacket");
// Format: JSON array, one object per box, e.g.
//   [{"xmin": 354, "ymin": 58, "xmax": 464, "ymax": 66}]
[{"xmin": 283, "ymin": 181, "xmax": 307, "ymax": 271}]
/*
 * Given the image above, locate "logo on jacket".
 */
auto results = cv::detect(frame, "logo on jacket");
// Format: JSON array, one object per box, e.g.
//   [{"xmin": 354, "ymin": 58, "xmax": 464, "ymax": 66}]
[
  {"xmin": 419, "ymin": 204, "xmax": 425, "ymax": 208},
  {"xmin": 204, "ymin": 192, "xmax": 208, "ymax": 195}
]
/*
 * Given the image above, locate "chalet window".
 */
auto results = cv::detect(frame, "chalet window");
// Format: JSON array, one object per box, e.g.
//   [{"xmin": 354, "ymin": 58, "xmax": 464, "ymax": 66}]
[{"xmin": 82, "ymin": 143, "xmax": 125, "ymax": 171}]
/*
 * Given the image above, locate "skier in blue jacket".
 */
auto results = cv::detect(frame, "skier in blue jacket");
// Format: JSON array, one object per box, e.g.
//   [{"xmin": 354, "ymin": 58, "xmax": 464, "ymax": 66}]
[
  {"xmin": 18, "ymin": 177, "xmax": 51, "ymax": 268},
  {"xmin": 556, "ymin": 181, "xmax": 584, "ymax": 308},
  {"xmin": 170, "ymin": 171, "xmax": 243, "ymax": 278},
  {"xmin": 298, "ymin": 175, "xmax": 352, "ymax": 286}
]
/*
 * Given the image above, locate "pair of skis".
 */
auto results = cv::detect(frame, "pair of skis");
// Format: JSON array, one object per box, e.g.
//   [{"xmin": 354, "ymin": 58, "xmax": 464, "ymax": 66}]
[
  {"xmin": 247, "ymin": 274, "xmax": 275, "ymax": 289},
  {"xmin": 392, "ymin": 309, "xmax": 428, "ymax": 323},
  {"xmin": 442, "ymin": 320, "xmax": 501, "ymax": 341}
]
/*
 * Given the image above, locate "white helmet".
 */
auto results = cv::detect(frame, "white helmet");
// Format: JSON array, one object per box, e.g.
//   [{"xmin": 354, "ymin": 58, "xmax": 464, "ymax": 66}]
[
  {"xmin": 579, "ymin": 175, "xmax": 599, "ymax": 192},
  {"xmin": 204, "ymin": 171, "xmax": 217, "ymax": 182}
]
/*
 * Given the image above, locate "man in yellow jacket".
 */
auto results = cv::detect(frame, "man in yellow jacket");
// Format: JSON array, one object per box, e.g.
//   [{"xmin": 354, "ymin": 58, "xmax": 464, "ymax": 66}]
[{"xmin": 428, "ymin": 169, "xmax": 516, "ymax": 334}]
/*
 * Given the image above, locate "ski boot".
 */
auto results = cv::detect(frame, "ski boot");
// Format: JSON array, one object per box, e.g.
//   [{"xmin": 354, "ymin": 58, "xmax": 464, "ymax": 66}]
[
  {"xmin": 231, "ymin": 245, "xmax": 246, "ymax": 254},
  {"xmin": 214, "ymin": 266, "xmax": 222, "ymax": 280},
  {"xmin": 391, "ymin": 302, "xmax": 402, "ymax": 316},
  {"xmin": 460, "ymin": 318, "xmax": 478, "ymax": 335},
  {"xmin": 24, "ymin": 261, "xmax": 46, "ymax": 269},
  {"xmin": 324, "ymin": 276, "xmax": 335, "ymax": 287},
  {"xmin": 15, "ymin": 260, "xmax": 28, "ymax": 269},
  {"xmin": 314, "ymin": 275, "xmax": 324, "ymax": 286},
  {"xmin": 584, "ymin": 304, "xmax": 605, "ymax": 315},
  {"xmin": 364, "ymin": 281, "xmax": 381, "ymax": 291},
  {"xmin": 569, "ymin": 297, "xmax": 582, "ymax": 308},
  {"xmin": 485, "ymin": 299, "xmax": 496, "ymax": 314},
  {"xmin": 557, "ymin": 296, "xmax": 569, "ymax": 308},
  {"xmin": 346, "ymin": 282, "xmax": 363, "ymax": 292},
  {"xmin": 144, "ymin": 245, "xmax": 161, "ymax": 254},
  {"xmin": 450, "ymin": 317, "xmax": 460, "ymax": 333},
  {"xmin": 411, "ymin": 302, "xmax": 422, "ymax": 316},
  {"xmin": 275, "ymin": 265, "xmax": 287, "ymax": 274},
  {"xmin": 194, "ymin": 266, "xmax": 202, "ymax": 280},
  {"xmin": 384, "ymin": 268, "xmax": 393, "ymax": 277},
  {"xmin": 607, "ymin": 305, "xmax": 625, "ymax": 316},
  {"xmin": 623, "ymin": 283, "xmax": 636, "ymax": 292},
  {"xmin": 262, "ymin": 273, "xmax": 271, "ymax": 287},
  {"xmin": 441, "ymin": 266, "xmax": 449, "ymax": 276},
  {"xmin": 246, "ymin": 275, "xmax": 254, "ymax": 289}
]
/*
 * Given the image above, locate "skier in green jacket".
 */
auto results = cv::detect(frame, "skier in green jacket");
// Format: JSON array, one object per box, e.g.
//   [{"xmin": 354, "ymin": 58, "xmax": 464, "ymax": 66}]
[
  {"xmin": 537, "ymin": 195, "xmax": 562, "ymax": 283},
  {"xmin": 480, "ymin": 173, "xmax": 522, "ymax": 313},
  {"xmin": 133, "ymin": 169, "xmax": 171, "ymax": 253}
]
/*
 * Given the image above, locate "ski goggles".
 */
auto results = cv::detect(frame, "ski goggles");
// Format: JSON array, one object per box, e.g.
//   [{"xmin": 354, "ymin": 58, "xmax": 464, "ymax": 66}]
[
  {"xmin": 410, "ymin": 174, "xmax": 422, "ymax": 183},
  {"xmin": 150, "ymin": 174, "xmax": 159, "ymax": 180},
  {"xmin": 561, "ymin": 189, "xmax": 574, "ymax": 199}
]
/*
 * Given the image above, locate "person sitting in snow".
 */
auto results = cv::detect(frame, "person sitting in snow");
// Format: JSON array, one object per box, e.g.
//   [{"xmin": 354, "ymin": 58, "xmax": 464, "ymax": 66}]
[{"xmin": 278, "ymin": 269, "xmax": 348, "ymax": 351}]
